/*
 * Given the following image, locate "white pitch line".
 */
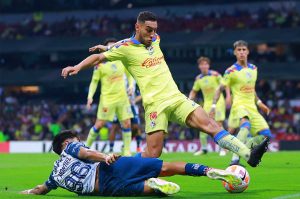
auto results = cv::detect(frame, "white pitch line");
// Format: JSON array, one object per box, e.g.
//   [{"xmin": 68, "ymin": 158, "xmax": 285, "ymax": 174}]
[{"xmin": 272, "ymin": 193, "xmax": 300, "ymax": 199}]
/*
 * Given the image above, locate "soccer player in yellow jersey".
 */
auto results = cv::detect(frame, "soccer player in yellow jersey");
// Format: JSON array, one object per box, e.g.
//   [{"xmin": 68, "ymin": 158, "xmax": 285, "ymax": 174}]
[
  {"xmin": 61, "ymin": 11, "xmax": 269, "ymax": 167},
  {"xmin": 85, "ymin": 39, "xmax": 134, "ymax": 156},
  {"xmin": 211, "ymin": 40, "xmax": 272, "ymax": 165},
  {"xmin": 189, "ymin": 57, "xmax": 228, "ymax": 156}
]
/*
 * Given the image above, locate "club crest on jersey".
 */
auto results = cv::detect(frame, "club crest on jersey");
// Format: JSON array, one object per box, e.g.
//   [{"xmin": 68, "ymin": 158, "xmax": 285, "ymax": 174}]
[
  {"xmin": 147, "ymin": 46, "xmax": 154, "ymax": 55},
  {"xmin": 111, "ymin": 64, "xmax": 117, "ymax": 72},
  {"xmin": 245, "ymin": 71, "xmax": 252, "ymax": 79},
  {"xmin": 102, "ymin": 107, "xmax": 108, "ymax": 113}
]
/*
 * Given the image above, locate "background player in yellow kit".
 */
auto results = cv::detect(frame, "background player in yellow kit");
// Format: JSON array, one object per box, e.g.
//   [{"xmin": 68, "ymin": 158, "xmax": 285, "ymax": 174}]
[
  {"xmin": 61, "ymin": 11, "xmax": 269, "ymax": 167},
  {"xmin": 189, "ymin": 57, "xmax": 228, "ymax": 156},
  {"xmin": 211, "ymin": 40, "xmax": 272, "ymax": 165},
  {"xmin": 85, "ymin": 39, "xmax": 134, "ymax": 156}
]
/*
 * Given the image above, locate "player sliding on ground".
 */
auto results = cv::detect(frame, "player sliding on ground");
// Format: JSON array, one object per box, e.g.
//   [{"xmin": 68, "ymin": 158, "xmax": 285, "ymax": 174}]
[
  {"xmin": 61, "ymin": 11, "xmax": 269, "ymax": 167},
  {"xmin": 210, "ymin": 40, "xmax": 272, "ymax": 166},
  {"xmin": 21, "ymin": 131, "xmax": 241, "ymax": 196}
]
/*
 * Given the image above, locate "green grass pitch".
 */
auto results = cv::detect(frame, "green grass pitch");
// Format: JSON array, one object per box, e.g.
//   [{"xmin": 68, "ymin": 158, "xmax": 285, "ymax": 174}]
[{"xmin": 0, "ymin": 151, "xmax": 299, "ymax": 199}]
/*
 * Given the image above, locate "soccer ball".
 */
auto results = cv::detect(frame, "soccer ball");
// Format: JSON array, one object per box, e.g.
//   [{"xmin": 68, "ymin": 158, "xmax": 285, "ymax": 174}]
[{"xmin": 222, "ymin": 165, "xmax": 250, "ymax": 193}]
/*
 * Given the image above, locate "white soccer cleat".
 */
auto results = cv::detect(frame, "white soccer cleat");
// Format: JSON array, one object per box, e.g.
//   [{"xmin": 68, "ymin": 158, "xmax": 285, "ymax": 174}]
[
  {"xmin": 219, "ymin": 149, "xmax": 227, "ymax": 156},
  {"xmin": 193, "ymin": 150, "xmax": 207, "ymax": 156},
  {"xmin": 147, "ymin": 178, "xmax": 180, "ymax": 195},
  {"xmin": 207, "ymin": 168, "xmax": 242, "ymax": 186},
  {"xmin": 162, "ymin": 147, "xmax": 169, "ymax": 153}
]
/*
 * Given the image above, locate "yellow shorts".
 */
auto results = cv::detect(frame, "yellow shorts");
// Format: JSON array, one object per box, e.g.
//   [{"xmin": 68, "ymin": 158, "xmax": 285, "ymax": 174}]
[
  {"xmin": 97, "ymin": 99, "xmax": 133, "ymax": 122},
  {"xmin": 228, "ymin": 104, "xmax": 269, "ymax": 136},
  {"xmin": 203, "ymin": 99, "xmax": 225, "ymax": 122},
  {"xmin": 144, "ymin": 93, "xmax": 199, "ymax": 134}
]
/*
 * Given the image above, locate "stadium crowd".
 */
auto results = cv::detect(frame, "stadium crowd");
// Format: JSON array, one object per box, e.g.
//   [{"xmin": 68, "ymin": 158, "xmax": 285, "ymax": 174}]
[
  {"xmin": 1, "ymin": 6, "xmax": 299, "ymax": 40},
  {"xmin": 0, "ymin": 79, "xmax": 299, "ymax": 142}
]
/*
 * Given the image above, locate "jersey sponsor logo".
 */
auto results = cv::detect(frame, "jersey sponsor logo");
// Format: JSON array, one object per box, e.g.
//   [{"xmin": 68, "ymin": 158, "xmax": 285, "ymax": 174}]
[
  {"xmin": 240, "ymin": 85, "xmax": 254, "ymax": 93},
  {"xmin": 142, "ymin": 56, "xmax": 164, "ymax": 68},
  {"xmin": 109, "ymin": 75, "xmax": 123, "ymax": 83}
]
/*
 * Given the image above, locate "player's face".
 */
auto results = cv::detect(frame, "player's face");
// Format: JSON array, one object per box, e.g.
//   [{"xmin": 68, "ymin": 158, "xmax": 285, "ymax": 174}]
[
  {"xmin": 234, "ymin": 45, "xmax": 249, "ymax": 62},
  {"xmin": 135, "ymin": 20, "xmax": 157, "ymax": 47},
  {"xmin": 198, "ymin": 61, "xmax": 210, "ymax": 74}
]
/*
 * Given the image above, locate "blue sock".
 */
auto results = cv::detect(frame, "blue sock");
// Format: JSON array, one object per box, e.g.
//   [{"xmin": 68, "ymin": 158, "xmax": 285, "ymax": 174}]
[
  {"xmin": 92, "ymin": 126, "xmax": 99, "ymax": 133},
  {"xmin": 185, "ymin": 163, "xmax": 209, "ymax": 176},
  {"xmin": 134, "ymin": 152, "xmax": 142, "ymax": 158},
  {"xmin": 213, "ymin": 130, "xmax": 229, "ymax": 143},
  {"xmin": 109, "ymin": 141, "xmax": 114, "ymax": 150},
  {"xmin": 136, "ymin": 135, "xmax": 142, "ymax": 147}
]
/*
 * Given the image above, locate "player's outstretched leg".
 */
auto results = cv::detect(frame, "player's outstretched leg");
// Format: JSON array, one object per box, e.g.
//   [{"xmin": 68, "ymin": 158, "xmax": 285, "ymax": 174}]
[
  {"xmin": 159, "ymin": 162, "xmax": 241, "ymax": 185},
  {"xmin": 186, "ymin": 107, "xmax": 269, "ymax": 167}
]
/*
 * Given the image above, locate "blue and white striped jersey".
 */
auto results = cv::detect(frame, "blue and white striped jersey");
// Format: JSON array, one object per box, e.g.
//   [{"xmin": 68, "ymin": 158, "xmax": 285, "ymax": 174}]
[{"xmin": 45, "ymin": 142, "xmax": 99, "ymax": 194}]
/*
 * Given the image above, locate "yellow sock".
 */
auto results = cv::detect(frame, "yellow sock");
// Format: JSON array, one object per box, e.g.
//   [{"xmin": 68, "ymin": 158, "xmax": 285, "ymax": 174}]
[
  {"xmin": 122, "ymin": 128, "xmax": 132, "ymax": 155},
  {"xmin": 86, "ymin": 126, "xmax": 99, "ymax": 147},
  {"xmin": 232, "ymin": 127, "xmax": 250, "ymax": 161}
]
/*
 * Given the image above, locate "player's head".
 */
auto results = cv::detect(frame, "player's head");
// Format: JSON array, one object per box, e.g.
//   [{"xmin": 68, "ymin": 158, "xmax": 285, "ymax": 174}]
[
  {"xmin": 135, "ymin": 11, "xmax": 157, "ymax": 47},
  {"xmin": 104, "ymin": 38, "xmax": 117, "ymax": 46},
  {"xmin": 197, "ymin": 56, "xmax": 210, "ymax": 74},
  {"xmin": 52, "ymin": 130, "xmax": 80, "ymax": 155},
  {"xmin": 233, "ymin": 40, "xmax": 249, "ymax": 62}
]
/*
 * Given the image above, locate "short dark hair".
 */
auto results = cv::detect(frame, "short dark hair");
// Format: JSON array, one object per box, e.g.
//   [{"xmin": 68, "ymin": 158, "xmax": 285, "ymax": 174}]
[
  {"xmin": 104, "ymin": 38, "xmax": 118, "ymax": 46},
  {"xmin": 137, "ymin": 11, "xmax": 157, "ymax": 23},
  {"xmin": 197, "ymin": 56, "xmax": 211, "ymax": 65},
  {"xmin": 233, "ymin": 40, "xmax": 248, "ymax": 49},
  {"xmin": 52, "ymin": 130, "xmax": 79, "ymax": 155}
]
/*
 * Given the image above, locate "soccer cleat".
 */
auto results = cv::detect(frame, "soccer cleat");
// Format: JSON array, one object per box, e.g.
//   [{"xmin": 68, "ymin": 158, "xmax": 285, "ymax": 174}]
[
  {"xmin": 207, "ymin": 168, "xmax": 242, "ymax": 186},
  {"xmin": 162, "ymin": 147, "xmax": 169, "ymax": 153},
  {"xmin": 193, "ymin": 149, "xmax": 207, "ymax": 156},
  {"xmin": 136, "ymin": 147, "xmax": 142, "ymax": 153},
  {"xmin": 247, "ymin": 137, "xmax": 270, "ymax": 167},
  {"xmin": 219, "ymin": 149, "xmax": 227, "ymax": 156},
  {"xmin": 147, "ymin": 178, "xmax": 180, "ymax": 195},
  {"xmin": 229, "ymin": 160, "xmax": 246, "ymax": 167}
]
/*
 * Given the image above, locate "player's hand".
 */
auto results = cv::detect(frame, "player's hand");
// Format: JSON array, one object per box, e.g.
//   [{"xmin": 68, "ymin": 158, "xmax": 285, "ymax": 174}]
[
  {"xmin": 20, "ymin": 189, "xmax": 33, "ymax": 194},
  {"xmin": 86, "ymin": 98, "xmax": 93, "ymax": 110},
  {"xmin": 209, "ymin": 108, "xmax": 216, "ymax": 119},
  {"xmin": 89, "ymin": 45, "xmax": 107, "ymax": 53},
  {"xmin": 258, "ymin": 102, "xmax": 270, "ymax": 115},
  {"xmin": 104, "ymin": 153, "xmax": 121, "ymax": 165},
  {"xmin": 127, "ymin": 87, "xmax": 134, "ymax": 96},
  {"xmin": 61, "ymin": 66, "xmax": 80, "ymax": 78}
]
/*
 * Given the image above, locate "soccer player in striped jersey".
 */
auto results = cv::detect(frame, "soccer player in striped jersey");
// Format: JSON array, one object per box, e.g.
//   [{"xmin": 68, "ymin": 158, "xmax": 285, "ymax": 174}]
[
  {"xmin": 211, "ymin": 40, "xmax": 272, "ymax": 165},
  {"xmin": 61, "ymin": 11, "xmax": 269, "ymax": 167},
  {"xmin": 86, "ymin": 38, "xmax": 133, "ymax": 156},
  {"xmin": 21, "ymin": 130, "xmax": 242, "ymax": 196},
  {"xmin": 189, "ymin": 56, "xmax": 228, "ymax": 156}
]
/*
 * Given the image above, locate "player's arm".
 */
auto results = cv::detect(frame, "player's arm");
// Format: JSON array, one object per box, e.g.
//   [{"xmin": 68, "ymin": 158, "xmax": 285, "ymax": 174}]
[
  {"xmin": 61, "ymin": 53, "xmax": 107, "ymax": 78},
  {"xmin": 134, "ymin": 95, "xmax": 142, "ymax": 104},
  {"xmin": 225, "ymin": 86, "xmax": 232, "ymax": 109},
  {"xmin": 125, "ymin": 68, "xmax": 135, "ymax": 96},
  {"xmin": 255, "ymin": 91, "xmax": 270, "ymax": 115},
  {"xmin": 87, "ymin": 69, "xmax": 100, "ymax": 109},
  {"xmin": 78, "ymin": 146, "xmax": 121, "ymax": 165},
  {"xmin": 89, "ymin": 39, "xmax": 130, "ymax": 53},
  {"xmin": 188, "ymin": 89, "xmax": 198, "ymax": 101},
  {"xmin": 210, "ymin": 84, "xmax": 226, "ymax": 118},
  {"xmin": 20, "ymin": 184, "xmax": 50, "ymax": 195}
]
